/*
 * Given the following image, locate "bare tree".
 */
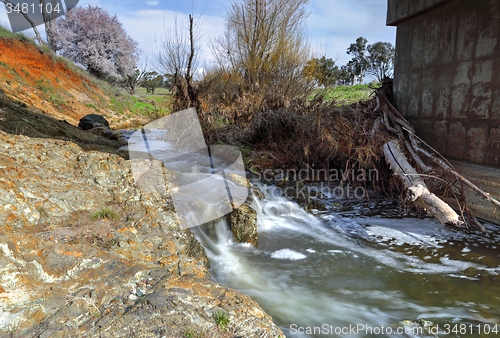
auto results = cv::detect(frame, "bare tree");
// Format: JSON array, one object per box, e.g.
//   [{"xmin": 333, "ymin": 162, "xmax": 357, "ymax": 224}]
[
  {"xmin": 211, "ymin": 0, "xmax": 313, "ymax": 98},
  {"xmin": 122, "ymin": 57, "xmax": 149, "ymax": 95},
  {"xmin": 40, "ymin": 0, "xmax": 58, "ymax": 50},
  {"xmin": 155, "ymin": 14, "xmax": 199, "ymax": 110}
]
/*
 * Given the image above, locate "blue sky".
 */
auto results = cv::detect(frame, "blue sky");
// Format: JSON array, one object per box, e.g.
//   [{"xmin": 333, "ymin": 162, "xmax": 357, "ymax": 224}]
[{"xmin": 1, "ymin": 0, "xmax": 396, "ymax": 74}]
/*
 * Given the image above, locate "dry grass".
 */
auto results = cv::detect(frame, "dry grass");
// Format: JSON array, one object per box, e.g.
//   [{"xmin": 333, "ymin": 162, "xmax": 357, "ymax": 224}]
[
  {"xmin": 207, "ymin": 95, "xmax": 376, "ymax": 165},
  {"xmin": 200, "ymin": 81, "xmax": 403, "ymax": 196}
]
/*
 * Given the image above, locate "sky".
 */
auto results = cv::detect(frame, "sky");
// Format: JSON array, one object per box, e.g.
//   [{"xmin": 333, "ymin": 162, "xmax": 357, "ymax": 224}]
[{"xmin": 0, "ymin": 0, "xmax": 396, "ymax": 76}]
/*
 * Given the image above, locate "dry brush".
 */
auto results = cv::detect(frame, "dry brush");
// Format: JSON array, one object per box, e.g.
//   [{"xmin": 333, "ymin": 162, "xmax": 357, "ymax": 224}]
[{"xmin": 206, "ymin": 79, "xmax": 499, "ymax": 232}]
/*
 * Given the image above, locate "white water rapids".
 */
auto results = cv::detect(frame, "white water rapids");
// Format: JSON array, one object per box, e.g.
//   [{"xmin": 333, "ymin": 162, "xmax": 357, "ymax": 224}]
[
  {"xmin": 192, "ymin": 184, "xmax": 500, "ymax": 337},
  {"xmin": 121, "ymin": 128, "xmax": 500, "ymax": 338}
]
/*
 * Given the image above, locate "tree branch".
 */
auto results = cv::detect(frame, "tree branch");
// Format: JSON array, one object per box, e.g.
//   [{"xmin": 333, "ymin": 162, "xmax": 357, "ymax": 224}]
[{"xmin": 0, "ymin": 0, "xmax": 48, "ymax": 47}]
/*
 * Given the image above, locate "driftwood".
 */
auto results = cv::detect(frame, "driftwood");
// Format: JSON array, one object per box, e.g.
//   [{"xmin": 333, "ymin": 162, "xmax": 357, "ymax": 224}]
[
  {"xmin": 375, "ymin": 81, "xmax": 500, "ymax": 231},
  {"xmin": 383, "ymin": 140, "xmax": 462, "ymax": 227}
]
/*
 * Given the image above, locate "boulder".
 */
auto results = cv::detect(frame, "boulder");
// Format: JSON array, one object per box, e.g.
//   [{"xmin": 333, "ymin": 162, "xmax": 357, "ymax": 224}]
[
  {"xmin": 226, "ymin": 196, "xmax": 258, "ymax": 245},
  {"xmin": 78, "ymin": 114, "xmax": 110, "ymax": 130}
]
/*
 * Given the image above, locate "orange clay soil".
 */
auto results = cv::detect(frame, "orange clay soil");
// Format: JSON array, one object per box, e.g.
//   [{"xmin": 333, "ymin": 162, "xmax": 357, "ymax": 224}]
[{"xmin": 0, "ymin": 37, "xmax": 113, "ymax": 126}]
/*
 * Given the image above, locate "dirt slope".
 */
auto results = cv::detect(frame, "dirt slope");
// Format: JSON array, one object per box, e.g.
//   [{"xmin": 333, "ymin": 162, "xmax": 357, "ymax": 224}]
[
  {"xmin": 0, "ymin": 37, "xmax": 148, "ymax": 129},
  {"xmin": 0, "ymin": 37, "xmax": 108, "ymax": 124}
]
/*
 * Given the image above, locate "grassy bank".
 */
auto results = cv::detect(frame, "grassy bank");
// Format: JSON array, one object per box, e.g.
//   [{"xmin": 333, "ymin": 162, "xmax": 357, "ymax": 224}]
[{"xmin": 314, "ymin": 84, "xmax": 375, "ymax": 105}]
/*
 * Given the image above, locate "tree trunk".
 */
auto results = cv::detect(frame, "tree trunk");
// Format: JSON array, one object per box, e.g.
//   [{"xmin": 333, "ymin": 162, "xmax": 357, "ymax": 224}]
[
  {"xmin": 40, "ymin": 0, "xmax": 57, "ymax": 50},
  {"xmin": 0, "ymin": 0, "xmax": 48, "ymax": 47},
  {"xmin": 383, "ymin": 140, "xmax": 463, "ymax": 227}
]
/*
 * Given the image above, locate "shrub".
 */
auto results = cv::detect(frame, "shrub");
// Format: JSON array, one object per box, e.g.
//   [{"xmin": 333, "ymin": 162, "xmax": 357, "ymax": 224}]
[{"xmin": 91, "ymin": 208, "xmax": 119, "ymax": 220}]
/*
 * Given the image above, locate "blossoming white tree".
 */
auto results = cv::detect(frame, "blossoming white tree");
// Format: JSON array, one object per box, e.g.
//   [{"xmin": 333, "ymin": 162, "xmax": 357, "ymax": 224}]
[{"xmin": 53, "ymin": 5, "xmax": 139, "ymax": 80}]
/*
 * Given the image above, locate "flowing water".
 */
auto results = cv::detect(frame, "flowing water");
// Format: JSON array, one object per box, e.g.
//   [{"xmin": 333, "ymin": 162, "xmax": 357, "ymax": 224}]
[
  {"xmin": 122, "ymin": 128, "xmax": 500, "ymax": 338},
  {"xmin": 194, "ymin": 184, "xmax": 500, "ymax": 338}
]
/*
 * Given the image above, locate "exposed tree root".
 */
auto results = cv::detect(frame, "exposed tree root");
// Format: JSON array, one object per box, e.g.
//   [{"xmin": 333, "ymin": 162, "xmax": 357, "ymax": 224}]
[
  {"xmin": 374, "ymin": 80, "xmax": 500, "ymax": 231},
  {"xmin": 383, "ymin": 140, "xmax": 462, "ymax": 227}
]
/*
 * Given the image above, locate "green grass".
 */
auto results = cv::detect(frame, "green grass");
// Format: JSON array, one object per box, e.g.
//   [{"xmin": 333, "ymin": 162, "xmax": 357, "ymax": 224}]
[
  {"xmin": 0, "ymin": 24, "xmax": 34, "ymax": 44},
  {"xmin": 50, "ymin": 93, "xmax": 65, "ymax": 105},
  {"xmin": 183, "ymin": 328, "xmax": 200, "ymax": 338},
  {"xmin": 135, "ymin": 87, "xmax": 171, "ymax": 98},
  {"xmin": 315, "ymin": 84, "xmax": 376, "ymax": 105},
  {"xmin": 85, "ymin": 103, "xmax": 99, "ymax": 111},
  {"xmin": 36, "ymin": 206, "xmax": 45, "ymax": 215},
  {"xmin": 134, "ymin": 101, "xmax": 154, "ymax": 111},
  {"xmin": 35, "ymin": 79, "xmax": 54, "ymax": 94},
  {"xmin": 213, "ymin": 311, "xmax": 229, "ymax": 331},
  {"xmin": 91, "ymin": 208, "xmax": 119, "ymax": 220}
]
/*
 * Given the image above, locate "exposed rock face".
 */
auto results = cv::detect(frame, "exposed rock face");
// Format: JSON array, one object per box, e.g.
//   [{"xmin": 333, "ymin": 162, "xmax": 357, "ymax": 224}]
[
  {"xmin": 0, "ymin": 130, "xmax": 283, "ymax": 337},
  {"xmin": 225, "ymin": 187, "xmax": 264, "ymax": 245},
  {"xmin": 0, "ymin": 97, "xmax": 127, "ymax": 159},
  {"xmin": 226, "ymin": 201, "xmax": 258, "ymax": 245},
  {"xmin": 79, "ymin": 114, "xmax": 111, "ymax": 130}
]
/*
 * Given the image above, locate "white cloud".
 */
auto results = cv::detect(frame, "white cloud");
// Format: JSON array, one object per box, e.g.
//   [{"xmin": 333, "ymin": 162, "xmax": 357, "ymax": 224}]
[
  {"xmin": 147, "ymin": 1, "xmax": 159, "ymax": 6},
  {"xmin": 307, "ymin": 0, "xmax": 396, "ymax": 65},
  {"xmin": 118, "ymin": 10, "xmax": 224, "ymax": 69}
]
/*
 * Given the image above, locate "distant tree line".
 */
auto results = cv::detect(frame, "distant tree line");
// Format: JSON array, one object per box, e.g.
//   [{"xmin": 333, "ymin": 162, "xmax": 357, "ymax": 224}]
[
  {"xmin": 14, "ymin": 0, "xmax": 395, "ymax": 116},
  {"xmin": 304, "ymin": 37, "xmax": 395, "ymax": 87}
]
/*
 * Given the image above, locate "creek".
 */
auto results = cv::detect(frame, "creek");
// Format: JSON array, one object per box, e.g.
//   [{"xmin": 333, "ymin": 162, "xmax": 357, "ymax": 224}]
[
  {"xmin": 123, "ymin": 127, "xmax": 500, "ymax": 338},
  {"xmin": 194, "ymin": 184, "xmax": 500, "ymax": 337}
]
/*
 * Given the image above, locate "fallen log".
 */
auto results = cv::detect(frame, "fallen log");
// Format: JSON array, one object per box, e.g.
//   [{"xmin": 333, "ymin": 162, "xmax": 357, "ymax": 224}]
[{"xmin": 383, "ymin": 139, "xmax": 463, "ymax": 227}]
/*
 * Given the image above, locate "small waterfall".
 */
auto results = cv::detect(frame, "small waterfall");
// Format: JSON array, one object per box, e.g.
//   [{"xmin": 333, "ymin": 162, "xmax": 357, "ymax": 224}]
[
  {"xmin": 121, "ymin": 129, "xmax": 500, "ymax": 338},
  {"xmin": 191, "ymin": 183, "xmax": 500, "ymax": 338}
]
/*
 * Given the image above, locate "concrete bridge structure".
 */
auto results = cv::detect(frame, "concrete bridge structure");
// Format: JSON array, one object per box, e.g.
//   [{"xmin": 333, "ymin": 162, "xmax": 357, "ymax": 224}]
[
  {"xmin": 387, "ymin": 0, "xmax": 500, "ymax": 167},
  {"xmin": 387, "ymin": 0, "xmax": 500, "ymax": 225}
]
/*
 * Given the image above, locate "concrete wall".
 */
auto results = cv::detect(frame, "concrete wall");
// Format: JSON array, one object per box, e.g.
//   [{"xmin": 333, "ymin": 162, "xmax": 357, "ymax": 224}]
[
  {"xmin": 390, "ymin": 0, "xmax": 500, "ymax": 167},
  {"xmin": 387, "ymin": 0, "xmax": 451, "ymax": 26}
]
